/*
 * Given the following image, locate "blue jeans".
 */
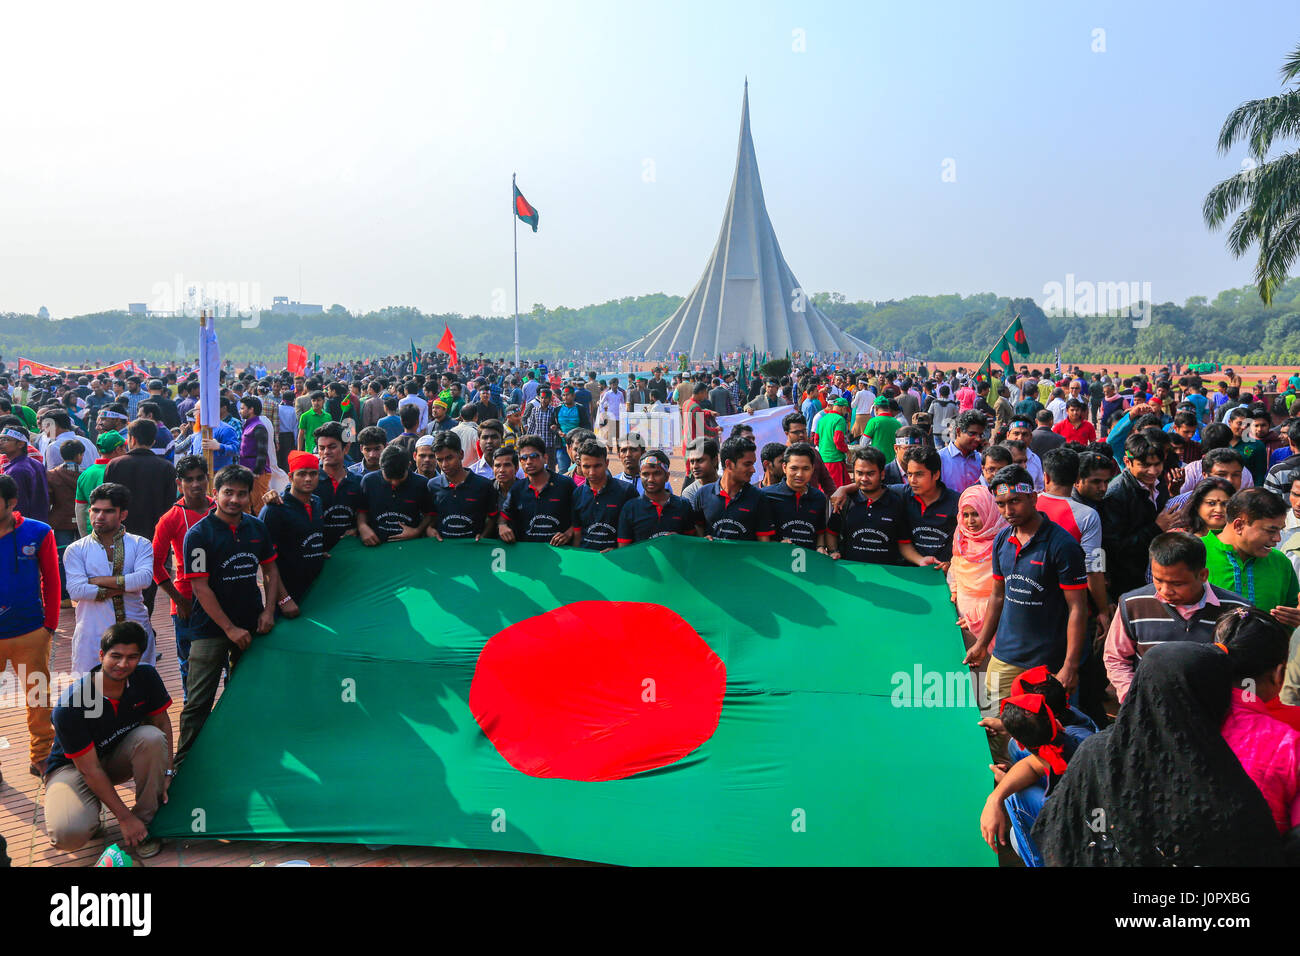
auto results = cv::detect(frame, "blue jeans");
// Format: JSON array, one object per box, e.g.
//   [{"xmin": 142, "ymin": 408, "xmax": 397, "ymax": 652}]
[
  {"xmin": 1004, "ymin": 782, "xmax": 1047, "ymax": 867},
  {"xmin": 172, "ymin": 612, "xmax": 199, "ymax": 702},
  {"xmin": 556, "ymin": 442, "xmax": 573, "ymax": 474}
]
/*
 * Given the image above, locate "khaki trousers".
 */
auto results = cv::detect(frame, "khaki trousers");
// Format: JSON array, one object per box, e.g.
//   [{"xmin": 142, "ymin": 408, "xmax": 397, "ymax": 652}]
[
  {"xmin": 0, "ymin": 627, "xmax": 54, "ymax": 765},
  {"xmin": 44, "ymin": 725, "xmax": 168, "ymax": 851}
]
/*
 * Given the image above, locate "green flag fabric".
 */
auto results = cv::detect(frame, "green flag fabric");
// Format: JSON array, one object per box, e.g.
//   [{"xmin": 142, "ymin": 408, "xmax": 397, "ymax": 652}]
[
  {"xmin": 973, "ymin": 355, "xmax": 993, "ymax": 384},
  {"xmin": 150, "ymin": 536, "xmax": 992, "ymax": 866},
  {"xmin": 993, "ymin": 334, "xmax": 1017, "ymax": 372},
  {"xmin": 1006, "ymin": 314, "xmax": 1030, "ymax": 356}
]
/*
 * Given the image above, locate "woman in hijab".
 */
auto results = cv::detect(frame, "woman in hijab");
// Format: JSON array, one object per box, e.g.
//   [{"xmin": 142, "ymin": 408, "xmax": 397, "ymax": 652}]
[
  {"xmin": 1033, "ymin": 641, "xmax": 1283, "ymax": 866},
  {"xmin": 949, "ymin": 483, "xmax": 1007, "ymax": 648},
  {"xmin": 950, "ymin": 483, "xmax": 1007, "ymax": 718}
]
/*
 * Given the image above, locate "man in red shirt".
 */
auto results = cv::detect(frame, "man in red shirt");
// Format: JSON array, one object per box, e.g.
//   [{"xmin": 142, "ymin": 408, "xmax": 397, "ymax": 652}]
[
  {"xmin": 681, "ymin": 383, "xmax": 719, "ymax": 456},
  {"xmin": 1052, "ymin": 398, "xmax": 1096, "ymax": 445},
  {"xmin": 151, "ymin": 454, "xmax": 212, "ymax": 702}
]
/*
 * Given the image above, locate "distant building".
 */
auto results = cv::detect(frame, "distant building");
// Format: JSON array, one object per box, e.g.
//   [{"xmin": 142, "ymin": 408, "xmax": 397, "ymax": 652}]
[
  {"xmin": 127, "ymin": 303, "xmax": 147, "ymax": 315},
  {"xmin": 37, "ymin": 306, "xmax": 49, "ymax": 320},
  {"xmin": 271, "ymin": 296, "xmax": 323, "ymax": 316}
]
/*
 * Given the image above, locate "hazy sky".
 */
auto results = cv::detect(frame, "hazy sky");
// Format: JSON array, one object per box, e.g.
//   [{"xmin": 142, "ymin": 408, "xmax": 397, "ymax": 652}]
[{"xmin": 3, "ymin": 0, "xmax": 1299, "ymax": 319}]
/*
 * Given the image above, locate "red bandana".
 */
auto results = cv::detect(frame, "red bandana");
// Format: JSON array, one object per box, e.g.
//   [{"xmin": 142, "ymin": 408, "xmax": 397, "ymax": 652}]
[{"xmin": 1000, "ymin": 693, "xmax": 1068, "ymax": 776}]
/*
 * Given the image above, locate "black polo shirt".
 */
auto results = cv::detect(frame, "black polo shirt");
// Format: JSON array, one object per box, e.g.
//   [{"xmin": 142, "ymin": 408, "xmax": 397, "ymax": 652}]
[
  {"xmin": 761, "ymin": 481, "xmax": 828, "ymax": 547},
  {"xmin": 573, "ymin": 478, "xmax": 636, "ymax": 550},
  {"xmin": 316, "ymin": 468, "xmax": 364, "ymax": 549},
  {"xmin": 427, "ymin": 471, "xmax": 497, "ymax": 539},
  {"xmin": 258, "ymin": 493, "xmax": 325, "ymax": 603},
  {"xmin": 692, "ymin": 481, "xmax": 776, "ymax": 541},
  {"xmin": 44, "ymin": 664, "xmax": 171, "ymax": 777},
  {"xmin": 828, "ymin": 487, "xmax": 908, "ymax": 564},
  {"xmin": 990, "ymin": 515, "xmax": 1088, "ymax": 669},
  {"xmin": 618, "ymin": 494, "xmax": 697, "ymax": 543},
  {"xmin": 359, "ymin": 471, "xmax": 434, "ymax": 541},
  {"xmin": 506, "ymin": 472, "xmax": 577, "ymax": 543},
  {"xmin": 888, "ymin": 482, "xmax": 961, "ymax": 562},
  {"xmin": 182, "ymin": 510, "xmax": 277, "ymax": 639}
]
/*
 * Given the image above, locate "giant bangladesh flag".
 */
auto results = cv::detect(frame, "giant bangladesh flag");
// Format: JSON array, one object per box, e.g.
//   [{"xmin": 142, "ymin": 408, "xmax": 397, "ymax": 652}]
[{"xmin": 150, "ymin": 537, "xmax": 992, "ymax": 866}]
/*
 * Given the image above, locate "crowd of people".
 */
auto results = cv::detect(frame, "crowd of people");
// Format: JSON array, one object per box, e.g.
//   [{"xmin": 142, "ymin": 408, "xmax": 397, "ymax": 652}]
[{"xmin": 3, "ymin": 351, "xmax": 1300, "ymax": 866}]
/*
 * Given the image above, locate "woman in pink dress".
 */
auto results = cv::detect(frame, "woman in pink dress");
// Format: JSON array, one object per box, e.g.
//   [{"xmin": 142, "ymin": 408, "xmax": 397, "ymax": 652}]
[{"xmin": 1217, "ymin": 607, "xmax": 1300, "ymax": 838}]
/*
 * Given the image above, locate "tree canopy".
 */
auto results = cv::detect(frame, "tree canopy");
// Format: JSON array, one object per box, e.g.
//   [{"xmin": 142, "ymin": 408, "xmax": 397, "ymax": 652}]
[{"xmin": 4, "ymin": 278, "xmax": 1300, "ymax": 366}]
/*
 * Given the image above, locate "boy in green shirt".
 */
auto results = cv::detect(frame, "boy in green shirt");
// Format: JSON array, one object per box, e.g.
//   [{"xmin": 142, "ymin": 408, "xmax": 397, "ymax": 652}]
[
  {"xmin": 861, "ymin": 397, "xmax": 902, "ymax": 457},
  {"xmin": 298, "ymin": 391, "xmax": 331, "ymax": 453},
  {"xmin": 815, "ymin": 396, "xmax": 851, "ymax": 486},
  {"xmin": 1203, "ymin": 488, "xmax": 1300, "ymax": 621}
]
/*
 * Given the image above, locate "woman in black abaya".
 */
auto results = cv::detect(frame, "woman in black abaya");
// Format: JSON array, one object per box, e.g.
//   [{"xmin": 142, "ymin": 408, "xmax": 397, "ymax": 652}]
[{"xmin": 1032, "ymin": 641, "xmax": 1283, "ymax": 866}]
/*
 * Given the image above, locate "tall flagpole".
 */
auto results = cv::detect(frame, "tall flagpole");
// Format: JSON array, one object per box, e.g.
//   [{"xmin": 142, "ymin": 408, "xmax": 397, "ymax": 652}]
[
  {"xmin": 513, "ymin": 172, "xmax": 520, "ymax": 369},
  {"xmin": 199, "ymin": 309, "xmax": 214, "ymax": 494}
]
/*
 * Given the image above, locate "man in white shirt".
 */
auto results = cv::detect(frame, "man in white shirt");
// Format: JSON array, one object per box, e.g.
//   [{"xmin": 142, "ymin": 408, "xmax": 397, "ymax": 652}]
[
  {"xmin": 598, "ymin": 378, "xmax": 627, "ymax": 443},
  {"xmin": 451, "ymin": 405, "xmax": 481, "ymax": 469},
  {"xmin": 850, "ymin": 378, "xmax": 876, "ymax": 430},
  {"xmin": 38, "ymin": 410, "xmax": 96, "ymax": 469},
  {"xmin": 397, "ymin": 382, "xmax": 429, "ymax": 432},
  {"xmin": 1046, "ymin": 388, "xmax": 1069, "ymax": 425},
  {"xmin": 63, "ymin": 482, "xmax": 156, "ymax": 674}
]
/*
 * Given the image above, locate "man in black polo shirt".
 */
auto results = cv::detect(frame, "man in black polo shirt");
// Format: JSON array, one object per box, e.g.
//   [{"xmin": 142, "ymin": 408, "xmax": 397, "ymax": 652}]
[
  {"xmin": 614, "ymin": 431, "xmax": 646, "ymax": 495},
  {"xmin": 890, "ymin": 445, "xmax": 960, "ymax": 569},
  {"xmin": 963, "ymin": 464, "xmax": 1090, "ymax": 710},
  {"xmin": 313, "ymin": 421, "xmax": 366, "ymax": 548},
  {"xmin": 490, "ymin": 445, "xmax": 521, "ymax": 542},
  {"xmin": 828, "ymin": 446, "xmax": 920, "ymax": 564},
  {"xmin": 502, "ymin": 434, "xmax": 577, "ymax": 545},
  {"xmin": 762, "ymin": 441, "xmax": 828, "ymax": 551},
  {"xmin": 43, "ymin": 621, "xmax": 172, "ymax": 856},
  {"xmin": 573, "ymin": 439, "xmax": 635, "ymax": 552},
  {"xmin": 617, "ymin": 450, "xmax": 697, "ymax": 545},
  {"xmin": 179, "ymin": 464, "xmax": 284, "ymax": 763},
  {"xmin": 426, "ymin": 431, "xmax": 496, "ymax": 540},
  {"xmin": 258, "ymin": 450, "xmax": 325, "ymax": 607},
  {"xmin": 358, "ymin": 446, "xmax": 434, "ymax": 544},
  {"xmin": 693, "ymin": 436, "xmax": 776, "ymax": 541}
]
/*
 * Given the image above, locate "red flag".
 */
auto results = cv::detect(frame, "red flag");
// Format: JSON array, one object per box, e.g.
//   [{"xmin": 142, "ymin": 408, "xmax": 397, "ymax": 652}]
[
  {"xmin": 287, "ymin": 343, "xmax": 308, "ymax": 376},
  {"xmin": 437, "ymin": 324, "xmax": 458, "ymax": 368}
]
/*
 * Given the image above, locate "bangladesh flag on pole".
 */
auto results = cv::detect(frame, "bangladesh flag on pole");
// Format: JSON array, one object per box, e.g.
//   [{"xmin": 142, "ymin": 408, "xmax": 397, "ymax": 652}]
[
  {"xmin": 514, "ymin": 182, "xmax": 539, "ymax": 232},
  {"xmin": 1006, "ymin": 314, "xmax": 1030, "ymax": 356},
  {"xmin": 973, "ymin": 355, "xmax": 993, "ymax": 384},
  {"xmin": 993, "ymin": 335, "xmax": 1017, "ymax": 372},
  {"xmin": 149, "ymin": 537, "xmax": 991, "ymax": 866}
]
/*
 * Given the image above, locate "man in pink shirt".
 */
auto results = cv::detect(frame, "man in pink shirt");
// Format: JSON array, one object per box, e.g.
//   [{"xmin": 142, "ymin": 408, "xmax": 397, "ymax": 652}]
[
  {"xmin": 955, "ymin": 379, "xmax": 977, "ymax": 411},
  {"xmin": 1104, "ymin": 532, "xmax": 1249, "ymax": 703}
]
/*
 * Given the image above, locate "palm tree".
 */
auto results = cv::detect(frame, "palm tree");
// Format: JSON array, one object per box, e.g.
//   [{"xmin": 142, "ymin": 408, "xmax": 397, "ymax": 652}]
[{"xmin": 1204, "ymin": 43, "xmax": 1300, "ymax": 304}]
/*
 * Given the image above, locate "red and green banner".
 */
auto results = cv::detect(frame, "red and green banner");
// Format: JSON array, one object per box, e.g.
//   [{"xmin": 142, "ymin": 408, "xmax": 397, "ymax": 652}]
[
  {"xmin": 1006, "ymin": 314, "xmax": 1030, "ymax": 356},
  {"xmin": 150, "ymin": 537, "xmax": 992, "ymax": 866},
  {"xmin": 973, "ymin": 355, "xmax": 993, "ymax": 384},
  {"xmin": 514, "ymin": 182, "xmax": 539, "ymax": 232}
]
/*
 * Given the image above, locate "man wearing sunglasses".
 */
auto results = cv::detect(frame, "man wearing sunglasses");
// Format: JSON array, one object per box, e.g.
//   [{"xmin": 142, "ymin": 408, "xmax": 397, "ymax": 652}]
[{"xmin": 500, "ymin": 434, "xmax": 577, "ymax": 546}]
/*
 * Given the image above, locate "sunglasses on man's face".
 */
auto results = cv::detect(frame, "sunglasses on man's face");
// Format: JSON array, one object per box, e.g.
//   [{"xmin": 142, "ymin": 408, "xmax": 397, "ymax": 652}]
[{"xmin": 519, "ymin": 452, "xmax": 542, "ymax": 461}]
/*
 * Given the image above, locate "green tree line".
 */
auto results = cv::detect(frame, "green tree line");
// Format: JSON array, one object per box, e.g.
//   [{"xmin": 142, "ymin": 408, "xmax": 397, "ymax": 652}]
[{"xmin": 2, "ymin": 279, "xmax": 1299, "ymax": 366}]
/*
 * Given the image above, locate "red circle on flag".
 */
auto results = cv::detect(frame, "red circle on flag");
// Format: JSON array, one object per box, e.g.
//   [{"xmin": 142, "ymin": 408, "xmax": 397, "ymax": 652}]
[{"xmin": 469, "ymin": 601, "xmax": 726, "ymax": 782}]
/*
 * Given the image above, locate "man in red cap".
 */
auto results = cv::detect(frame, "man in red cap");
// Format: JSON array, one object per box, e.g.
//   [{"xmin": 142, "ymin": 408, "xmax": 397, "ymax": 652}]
[{"xmin": 259, "ymin": 450, "xmax": 325, "ymax": 609}]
